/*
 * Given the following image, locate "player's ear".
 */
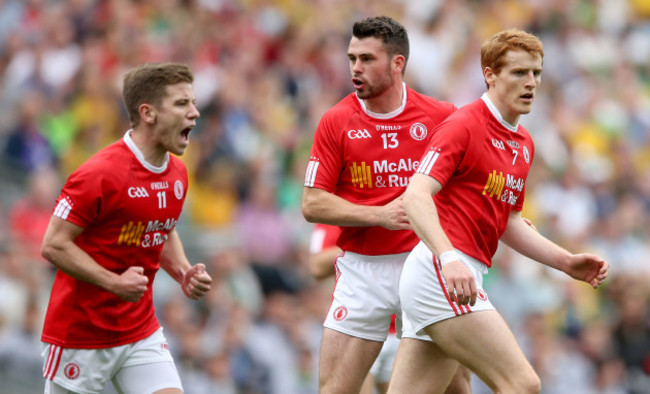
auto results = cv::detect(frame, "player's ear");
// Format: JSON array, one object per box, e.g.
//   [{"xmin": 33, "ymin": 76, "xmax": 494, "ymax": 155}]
[
  {"xmin": 393, "ymin": 54, "xmax": 405, "ymax": 75},
  {"xmin": 484, "ymin": 67, "xmax": 496, "ymax": 88},
  {"xmin": 139, "ymin": 103, "xmax": 156, "ymax": 125}
]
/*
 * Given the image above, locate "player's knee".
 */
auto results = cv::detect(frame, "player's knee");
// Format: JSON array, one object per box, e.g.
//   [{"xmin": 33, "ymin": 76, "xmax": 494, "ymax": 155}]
[
  {"xmin": 492, "ymin": 369, "xmax": 540, "ymax": 394},
  {"xmin": 510, "ymin": 370, "xmax": 541, "ymax": 394},
  {"xmin": 525, "ymin": 372, "xmax": 542, "ymax": 394}
]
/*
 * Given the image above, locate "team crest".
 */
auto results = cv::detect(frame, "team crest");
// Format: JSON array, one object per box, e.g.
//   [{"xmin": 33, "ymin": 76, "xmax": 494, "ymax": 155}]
[
  {"xmin": 333, "ymin": 306, "xmax": 348, "ymax": 321},
  {"xmin": 174, "ymin": 180, "xmax": 184, "ymax": 200},
  {"xmin": 523, "ymin": 146, "xmax": 530, "ymax": 164},
  {"xmin": 64, "ymin": 363, "xmax": 80, "ymax": 380},
  {"xmin": 409, "ymin": 123, "xmax": 427, "ymax": 141},
  {"xmin": 477, "ymin": 289, "xmax": 488, "ymax": 301}
]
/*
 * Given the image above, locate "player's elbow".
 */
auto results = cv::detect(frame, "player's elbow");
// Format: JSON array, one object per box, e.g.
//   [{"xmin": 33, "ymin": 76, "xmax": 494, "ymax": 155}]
[
  {"xmin": 302, "ymin": 196, "xmax": 318, "ymax": 223},
  {"xmin": 308, "ymin": 263, "xmax": 331, "ymax": 280},
  {"xmin": 40, "ymin": 239, "xmax": 56, "ymax": 264},
  {"xmin": 402, "ymin": 186, "xmax": 419, "ymax": 217}
]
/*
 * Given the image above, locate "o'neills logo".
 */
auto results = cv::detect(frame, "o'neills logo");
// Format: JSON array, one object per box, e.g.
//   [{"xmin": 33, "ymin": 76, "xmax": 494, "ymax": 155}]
[
  {"xmin": 64, "ymin": 363, "xmax": 80, "ymax": 380},
  {"xmin": 333, "ymin": 306, "xmax": 348, "ymax": 321}
]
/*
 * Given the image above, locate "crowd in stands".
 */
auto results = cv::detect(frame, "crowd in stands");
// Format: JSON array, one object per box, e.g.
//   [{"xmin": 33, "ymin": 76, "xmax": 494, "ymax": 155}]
[{"xmin": 0, "ymin": 0, "xmax": 649, "ymax": 393}]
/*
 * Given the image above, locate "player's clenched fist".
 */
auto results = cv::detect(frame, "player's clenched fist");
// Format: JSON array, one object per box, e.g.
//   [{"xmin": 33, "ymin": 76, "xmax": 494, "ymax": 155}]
[
  {"xmin": 182, "ymin": 263, "xmax": 212, "ymax": 300},
  {"xmin": 114, "ymin": 266, "xmax": 149, "ymax": 302}
]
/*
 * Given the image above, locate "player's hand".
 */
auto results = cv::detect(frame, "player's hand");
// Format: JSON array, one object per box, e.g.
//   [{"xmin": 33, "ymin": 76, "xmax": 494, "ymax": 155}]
[
  {"xmin": 441, "ymin": 261, "xmax": 477, "ymax": 306},
  {"xmin": 182, "ymin": 263, "xmax": 212, "ymax": 300},
  {"xmin": 114, "ymin": 266, "xmax": 149, "ymax": 302},
  {"xmin": 566, "ymin": 253, "xmax": 609, "ymax": 289},
  {"xmin": 380, "ymin": 195, "xmax": 412, "ymax": 230}
]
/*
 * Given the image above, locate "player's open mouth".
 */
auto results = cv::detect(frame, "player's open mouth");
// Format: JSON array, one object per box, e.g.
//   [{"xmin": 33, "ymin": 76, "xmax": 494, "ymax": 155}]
[
  {"xmin": 520, "ymin": 93, "xmax": 534, "ymax": 101},
  {"xmin": 181, "ymin": 126, "xmax": 193, "ymax": 140},
  {"xmin": 352, "ymin": 77, "xmax": 364, "ymax": 88}
]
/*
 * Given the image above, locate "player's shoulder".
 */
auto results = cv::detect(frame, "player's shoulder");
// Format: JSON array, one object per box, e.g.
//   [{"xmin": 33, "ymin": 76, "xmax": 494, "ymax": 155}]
[
  {"xmin": 445, "ymin": 98, "xmax": 485, "ymax": 123},
  {"xmin": 320, "ymin": 93, "xmax": 360, "ymax": 122},
  {"xmin": 168, "ymin": 154, "xmax": 189, "ymax": 177},
  {"xmin": 74, "ymin": 139, "xmax": 129, "ymax": 176},
  {"xmin": 407, "ymin": 87, "xmax": 457, "ymax": 116},
  {"xmin": 516, "ymin": 123, "xmax": 534, "ymax": 142}
]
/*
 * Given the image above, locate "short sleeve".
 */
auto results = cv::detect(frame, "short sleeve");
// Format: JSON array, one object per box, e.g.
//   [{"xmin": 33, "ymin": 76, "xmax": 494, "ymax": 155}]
[{"xmin": 416, "ymin": 120, "xmax": 471, "ymax": 187}]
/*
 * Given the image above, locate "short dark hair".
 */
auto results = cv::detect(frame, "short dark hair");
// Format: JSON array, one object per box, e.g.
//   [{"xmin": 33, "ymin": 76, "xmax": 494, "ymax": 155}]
[
  {"xmin": 352, "ymin": 16, "xmax": 409, "ymax": 73},
  {"xmin": 122, "ymin": 63, "xmax": 194, "ymax": 127}
]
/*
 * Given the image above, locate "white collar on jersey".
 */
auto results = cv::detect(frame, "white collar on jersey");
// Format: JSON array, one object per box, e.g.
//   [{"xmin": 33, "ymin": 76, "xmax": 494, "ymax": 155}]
[
  {"xmin": 356, "ymin": 82, "xmax": 408, "ymax": 119},
  {"xmin": 480, "ymin": 93, "xmax": 519, "ymax": 132},
  {"xmin": 123, "ymin": 130, "xmax": 170, "ymax": 174}
]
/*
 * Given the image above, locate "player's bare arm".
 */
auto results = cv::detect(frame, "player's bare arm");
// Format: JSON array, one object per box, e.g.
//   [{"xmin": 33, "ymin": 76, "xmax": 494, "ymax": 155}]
[
  {"xmin": 160, "ymin": 229, "xmax": 212, "ymax": 300},
  {"xmin": 41, "ymin": 216, "xmax": 149, "ymax": 302},
  {"xmin": 501, "ymin": 211, "xmax": 609, "ymax": 288},
  {"xmin": 403, "ymin": 173, "xmax": 477, "ymax": 306},
  {"xmin": 302, "ymin": 186, "xmax": 410, "ymax": 230},
  {"xmin": 309, "ymin": 247, "xmax": 340, "ymax": 280}
]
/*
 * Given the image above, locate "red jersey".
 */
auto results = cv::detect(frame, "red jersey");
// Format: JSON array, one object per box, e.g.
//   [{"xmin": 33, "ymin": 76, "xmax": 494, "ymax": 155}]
[
  {"xmin": 41, "ymin": 132, "xmax": 188, "ymax": 348},
  {"xmin": 309, "ymin": 223, "xmax": 342, "ymax": 254},
  {"xmin": 417, "ymin": 95, "xmax": 534, "ymax": 267},
  {"xmin": 304, "ymin": 84, "xmax": 456, "ymax": 255}
]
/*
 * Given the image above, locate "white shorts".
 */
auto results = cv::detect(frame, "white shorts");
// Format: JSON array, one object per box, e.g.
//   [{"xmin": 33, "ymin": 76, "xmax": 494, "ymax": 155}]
[
  {"xmin": 400, "ymin": 241, "xmax": 495, "ymax": 339},
  {"xmin": 42, "ymin": 327, "xmax": 182, "ymax": 394},
  {"xmin": 369, "ymin": 332, "xmax": 399, "ymax": 383},
  {"xmin": 324, "ymin": 251, "xmax": 413, "ymax": 342}
]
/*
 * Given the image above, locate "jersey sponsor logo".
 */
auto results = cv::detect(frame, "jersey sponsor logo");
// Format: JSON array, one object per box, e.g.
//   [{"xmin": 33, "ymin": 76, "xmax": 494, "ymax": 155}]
[
  {"xmin": 304, "ymin": 158, "xmax": 320, "ymax": 187},
  {"xmin": 483, "ymin": 170, "xmax": 506, "ymax": 199},
  {"xmin": 146, "ymin": 218, "xmax": 178, "ymax": 232},
  {"xmin": 333, "ymin": 306, "xmax": 348, "ymax": 321},
  {"xmin": 483, "ymin": 170, "xmax": 523, "ymax": 206},
  {"xmin": 505, "ymin": 174, "xmax": 524, "ymax": 192},
  {"xmin": 142, "ymin": 232, "xmax": 168, "ymax": 247},
  {"xmin": 373, "ymin": 158, "xmax": 418, "ymax": 173},
  {"xmin": 118, "ymin": 221, "xmax": 146, "ymax": 246},
  {"xmin": 128, "ymin": 187, "xmax": 150, "ymax": 198},
  {"xmin": 350, "ymin": 162, "xmax": 373, "ymax": 188},
  {"xmin": 376, "ymin": 125, "xmax": 401, "ymax": 131},
  {"xmin": 174, "ymin": 180, "xmax": 183, "ymax": 200},
  {"xmin": 351, "ymin": 159, "xmax": 419, "ymax": 189},
  {"xmin": 64, "ymin": 363, "xmax": 80, "ymax": 380},
  {"xmin": 409, "ymin": 123, "xmax": 427, "ymax": 141},
  {"xmin": 150, "ymin": 181, "xmax": 169, "ymax": 190},
  {"xmin": 374, "ymin": 159, "xmax": 419, "ymax": 188},
  {"xmin": 54, "ymin": 196, "xmax": 73, "ymax": 220},
  {"xmin": 347, "ymin": 129, "xmax": 372, "ymax": 139},
  {"xmin": 117, "ymin": 219, "xmax": 177, "ymax": 247}
]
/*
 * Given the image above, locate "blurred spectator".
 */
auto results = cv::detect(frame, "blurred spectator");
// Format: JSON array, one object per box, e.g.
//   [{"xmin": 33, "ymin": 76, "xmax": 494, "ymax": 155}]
[
  {"xmin": 2, "ymin": 90, "xmax": 57, "ymax": 176},
  {"xmin": 8, "ymin": 166, "xmax": 60, "ymax": 264},
  {"xmin": 0, "ymin": 295, "xmax": 43, "ymax": 394}
]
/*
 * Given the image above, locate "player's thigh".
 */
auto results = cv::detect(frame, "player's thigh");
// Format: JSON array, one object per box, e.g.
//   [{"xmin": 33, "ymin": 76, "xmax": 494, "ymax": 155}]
[
  {"xmin": 388, "ymin": 338, "xmax": 459, "ymax": 394},
  {"xmin": 369, "ymin": 333, "xmax": 399, "ymax": 385},
  {"xmin": 359, "ymin": 373, "xmax": 375, "ymax": 394},
  {"xmin": 320, "ymin": 328, "xmax": 383, "ymax": 394},
  {"xmin": 112, "ymin": 361, "xmax": 183, "ymax": 394},
  {"xmin": 424, "ymin": 310, "xmax": 536, "ymax": 390},
  {"xmin": 445, "ymin": 365, "xmax": 471, "ymax": 394}
]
